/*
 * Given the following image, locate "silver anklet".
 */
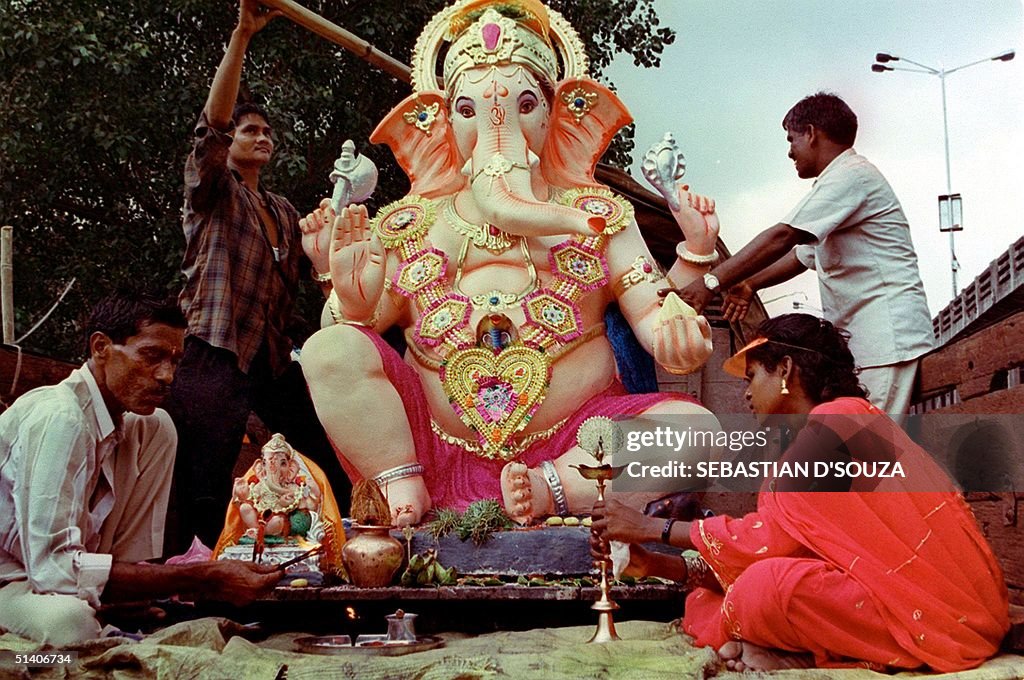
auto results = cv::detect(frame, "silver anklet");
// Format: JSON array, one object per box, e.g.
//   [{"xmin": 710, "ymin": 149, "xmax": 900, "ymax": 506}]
[
  {"xmin": 372, "ymin": 463, "xmax": 425, "ymax": 487},
  {"xmin": 539, "ymin": 460, "xmax": 570, "ymax": 517}
]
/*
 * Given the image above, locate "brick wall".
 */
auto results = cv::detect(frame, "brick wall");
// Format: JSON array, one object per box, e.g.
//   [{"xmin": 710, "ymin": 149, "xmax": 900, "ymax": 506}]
[{"xmin": 920, "ymin": 310, "xmax": 1024, "ymax": 401}]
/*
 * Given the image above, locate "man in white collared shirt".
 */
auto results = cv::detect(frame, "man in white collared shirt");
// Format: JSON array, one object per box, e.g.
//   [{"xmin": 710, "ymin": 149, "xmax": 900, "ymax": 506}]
[
  {"xmin": 0, "ymin": 291, "xmax": 282, "ymax": 645},
  {"xmin": 677, "ymin": 93, "xmax": 933, "ymax": 414}
]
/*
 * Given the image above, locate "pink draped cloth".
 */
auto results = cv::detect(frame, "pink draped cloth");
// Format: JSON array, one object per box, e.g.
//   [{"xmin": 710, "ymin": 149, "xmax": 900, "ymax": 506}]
[
  {"xmin": 340, "ymin": 329, "xmax": 697, "ymax": 510},
  {"xmin": 683, "ymin": 397, "xmax": 1009, "ymax": 672}
]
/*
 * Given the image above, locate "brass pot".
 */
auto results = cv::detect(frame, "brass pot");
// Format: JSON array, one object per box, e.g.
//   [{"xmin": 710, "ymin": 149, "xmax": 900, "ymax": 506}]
[{"xmin": 342, "ymin": 524, "xmax": 404, "ymax": 587}]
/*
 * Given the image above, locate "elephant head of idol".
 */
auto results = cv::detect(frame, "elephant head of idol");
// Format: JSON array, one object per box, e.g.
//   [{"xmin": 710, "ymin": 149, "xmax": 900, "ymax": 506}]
[{"xmin": 371, "ymin": 0, "xmax": 632, "ymax": 238}]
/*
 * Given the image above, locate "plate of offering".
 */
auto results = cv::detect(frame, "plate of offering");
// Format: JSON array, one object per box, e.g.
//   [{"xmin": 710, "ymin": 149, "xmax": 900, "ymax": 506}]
[{"xmin": 295, "ymin": 634, "xmax": 445, "ymax": 656}]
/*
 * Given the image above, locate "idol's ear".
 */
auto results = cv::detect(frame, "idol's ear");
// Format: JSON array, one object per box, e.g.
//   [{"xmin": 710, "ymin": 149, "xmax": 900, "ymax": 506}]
[
  {"xmin": 370, "ymin": 91, "xmax": 465, "ymax": 198},
  {"xmin": 541, "ymin": 79, "xmax": 633, "ymax": 189}
]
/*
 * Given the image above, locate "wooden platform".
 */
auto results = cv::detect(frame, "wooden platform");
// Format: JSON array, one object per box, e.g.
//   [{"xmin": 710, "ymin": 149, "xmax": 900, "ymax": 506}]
[{"xmin": 270, "ymin": 582, "xmax": 684, "ymax": 602}]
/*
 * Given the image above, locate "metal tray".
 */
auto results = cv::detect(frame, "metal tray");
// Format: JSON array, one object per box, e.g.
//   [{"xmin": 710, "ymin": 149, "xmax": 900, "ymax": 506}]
[{"xmin": 295, "ymin": 634, "xmax": 445, "ymax": 657}]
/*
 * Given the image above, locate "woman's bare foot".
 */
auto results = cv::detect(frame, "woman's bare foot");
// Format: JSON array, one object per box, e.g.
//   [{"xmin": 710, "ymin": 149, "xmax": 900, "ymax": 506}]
[
  {"xmin": 718, "ymin": 640, "xmax": 814, "ymax": 672},
  {"xmin": 500, "ymin": 461, "xmax": 554, "ymax": 524}
]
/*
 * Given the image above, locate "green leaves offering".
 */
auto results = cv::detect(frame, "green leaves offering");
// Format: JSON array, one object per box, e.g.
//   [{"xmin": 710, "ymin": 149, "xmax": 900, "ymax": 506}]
[
  {"xmin": 400, "ymin": 548, "xmax": 457, "ymax": 587},
  {"xmin": 427, "ymin": 500, "xmax": 516, "ymax": 545}
]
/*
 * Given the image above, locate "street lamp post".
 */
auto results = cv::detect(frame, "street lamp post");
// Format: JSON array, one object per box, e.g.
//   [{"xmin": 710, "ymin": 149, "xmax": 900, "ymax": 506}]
[{"xmin": 872, "ymin": 49, "xmax": 1015, "ymax": 299}]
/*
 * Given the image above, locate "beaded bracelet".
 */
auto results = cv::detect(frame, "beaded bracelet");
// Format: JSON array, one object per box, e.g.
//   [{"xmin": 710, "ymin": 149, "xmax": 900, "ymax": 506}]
[{"xmin": 675, "ymin": 242, "xmax": 718, "ymax": 266}]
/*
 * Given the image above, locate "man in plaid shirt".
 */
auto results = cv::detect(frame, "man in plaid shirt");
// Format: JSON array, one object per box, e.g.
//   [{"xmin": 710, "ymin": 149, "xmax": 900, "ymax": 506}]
[{"xmin": 165, "ymin": 0, "xmax": 346, "ymax": 552}]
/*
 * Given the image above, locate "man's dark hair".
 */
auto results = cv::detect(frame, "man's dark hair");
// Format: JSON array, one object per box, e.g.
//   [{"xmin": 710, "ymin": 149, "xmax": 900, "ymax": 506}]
[
  {"xmin": 746, "ymin": 313, "xmax": 867, "ymax": 403},
  {"xmin": 232, "ymin": 101, "xmax": 271, "ymax": 127},
  {"xmin": 84, "ymin": 288, "xmax": 186, "ymax": 354},
  {"xmin": 782, "ymin": 92, "xmax": 858, "ymax": 147}
]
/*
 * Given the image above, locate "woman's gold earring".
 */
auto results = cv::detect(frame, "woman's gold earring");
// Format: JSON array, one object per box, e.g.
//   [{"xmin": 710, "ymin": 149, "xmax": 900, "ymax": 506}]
[{"xmin": 780, "ymin": 377, "xmax": 790, "ymax": 396}]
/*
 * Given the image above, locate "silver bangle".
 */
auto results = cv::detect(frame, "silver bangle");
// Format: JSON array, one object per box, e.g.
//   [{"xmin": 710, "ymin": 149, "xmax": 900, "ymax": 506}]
[
  {"xmin": 372, "ymin": 463, "xmax": 425, "ymax": 487},
  {"xmin": 676, "ymin": 242, "xmax": 718, "ymax": 266},
  {"xmin": 539, "ymin": 460, "xmax": 570, "ymax": 517}
]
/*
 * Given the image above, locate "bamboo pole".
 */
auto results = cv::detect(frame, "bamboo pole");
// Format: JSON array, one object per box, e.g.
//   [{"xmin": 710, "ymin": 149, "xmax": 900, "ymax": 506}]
[
  {"xmin": 1, "ymin": 226, "xmax": 13, "ymax": 344},
  {"xmin": 259, "ymin": 0, "xmax": 411, "ymax": 84}
]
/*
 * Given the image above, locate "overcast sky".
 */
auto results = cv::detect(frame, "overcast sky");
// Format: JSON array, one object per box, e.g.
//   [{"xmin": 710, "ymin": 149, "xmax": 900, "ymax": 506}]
[{"xmin": 606, "ymin": 0, "xmax": 1023, "ymax": 320}]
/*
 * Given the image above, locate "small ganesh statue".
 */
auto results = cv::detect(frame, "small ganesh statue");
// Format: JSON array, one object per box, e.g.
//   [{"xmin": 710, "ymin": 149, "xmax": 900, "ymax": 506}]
[
  {"xmin": 299, "ymin": 0, "xmax": 721, "ymax": 527},
  {"xmin": 214, "ymin": 434, "xmax": 345, "ymax": 574},
  {"xmin": 234, "ymin": 433, "xmax": 319, "ymax": 540}
]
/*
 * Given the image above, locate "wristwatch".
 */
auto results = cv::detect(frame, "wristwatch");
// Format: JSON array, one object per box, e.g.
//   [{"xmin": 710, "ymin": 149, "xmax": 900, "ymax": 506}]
[{"xmin": 703, "ymin": 272, "xmax": 721, "ymax": 293}]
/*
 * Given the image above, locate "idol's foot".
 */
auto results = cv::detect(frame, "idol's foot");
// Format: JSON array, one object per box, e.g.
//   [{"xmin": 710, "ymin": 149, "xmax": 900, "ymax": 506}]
[
  {"xmin": 500, "ymin": 461, "xmax": 553, "ymax": 525},
  {"xmin": 718, "ymin": 640, "xmax": 814, "ymax": 672},
  {"xmin": 379, "ymin": 475, "xmax": 432, "ymax": 527}
]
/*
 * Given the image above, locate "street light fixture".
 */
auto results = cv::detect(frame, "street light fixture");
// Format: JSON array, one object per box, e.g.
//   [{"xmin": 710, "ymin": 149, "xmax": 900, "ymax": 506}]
[
  {"xmin": 871, "ymin": 49, "xmax": 1015, "ymax": 298},
  {"xmin": 762, "ymin": 291, "xmax": 808, "ymax": 305},
  {"xmin": 792, "ymin": 301, "xmax": 823, "ymax": 315}
]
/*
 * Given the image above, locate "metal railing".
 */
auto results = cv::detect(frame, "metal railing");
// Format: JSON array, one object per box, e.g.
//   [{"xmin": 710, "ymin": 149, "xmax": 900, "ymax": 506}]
[{"xmin": 932, "ymin": 234, "xmax": 1024, "ymax": 345}]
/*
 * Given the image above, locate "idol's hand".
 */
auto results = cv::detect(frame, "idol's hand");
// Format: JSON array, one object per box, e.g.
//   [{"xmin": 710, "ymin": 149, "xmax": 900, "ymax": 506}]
[
  {"xmin": 299, "ymin": 198, "xmax": 334, "ymax": 276},
  {"xmin": 672, "ymin": 190, "xmax": 720, "ymax": 257},
  {"xmin": 330, "ymin": 204, "xmax": 386, "ymax": 323},
  {"xmin": 652, "ymin": 312, "xmax": 713, "ymax": 375}
]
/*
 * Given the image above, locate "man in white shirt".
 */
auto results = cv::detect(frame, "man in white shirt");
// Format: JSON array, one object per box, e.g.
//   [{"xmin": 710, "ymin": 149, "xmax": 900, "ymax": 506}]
[
  {"xmin": 0, "ymin": 291, "xmax": 281, "ymax": 645},
  {"xmin": 676, "ymin": 93, "xmax": 934, "ymax": 414}
]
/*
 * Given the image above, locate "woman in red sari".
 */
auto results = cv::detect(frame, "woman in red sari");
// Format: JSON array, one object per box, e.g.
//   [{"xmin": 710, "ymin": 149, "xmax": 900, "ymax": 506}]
[{"xmin": 592, "ymin": 314, "xmax": 1009, "ymax": 672}]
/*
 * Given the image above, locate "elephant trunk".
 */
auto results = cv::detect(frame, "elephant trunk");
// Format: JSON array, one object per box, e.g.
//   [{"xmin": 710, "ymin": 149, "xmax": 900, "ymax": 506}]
[{"xmin": 469, "ymin": 121, "xmax": 604, "ymax": 238}]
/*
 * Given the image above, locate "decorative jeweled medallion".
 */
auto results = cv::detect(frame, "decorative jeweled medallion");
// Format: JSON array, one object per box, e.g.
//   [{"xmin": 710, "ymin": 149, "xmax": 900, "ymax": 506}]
[
  {"xmin": 394, "ymin": 248, "xmax": 447, "ymax": 297},
  {"xmin": 371, "ymin": 196, "xmax": 435, "ymax": 248},
  {"xmin": 403, "ymin": 100, "xmax": 440, "ymax": 135},
  {"xmin": 440, "ymin": 343, "xmax": 552, "ymax": 455},
  {"xmin": 415, "ymin": 294, "xmax": 471, "ymax": 347},
  {"xmin": 550, "ymin": 242, "xmax": 609, "ymax": 291},
  {"xmin": 559, "ymin": 188, "xmax": 633, "ymax": 235},
  {"xmin": 471, "ymin": 289, "xmax": 523, "ymax": 312},
  {"xmin": 523, "ymin": 291, "xmax": 583, "ymax": 342},
  {"xmin": 561, "ymin": 86, "xmax": 598, "ymax": 122}
]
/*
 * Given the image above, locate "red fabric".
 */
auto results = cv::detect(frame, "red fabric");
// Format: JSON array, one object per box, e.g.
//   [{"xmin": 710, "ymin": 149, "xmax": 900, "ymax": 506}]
[
  {"xmin": 684, "ymin": 397, "xmax": 1009, "ymax": 672},
  {"xmin": 341, "ymin": 328, "xmax": 698, "ymax": 510}
]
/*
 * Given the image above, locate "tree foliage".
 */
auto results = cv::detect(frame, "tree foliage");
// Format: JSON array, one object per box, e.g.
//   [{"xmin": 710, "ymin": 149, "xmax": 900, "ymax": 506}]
[{"xmin": 0, "ymin": 0, "xmax": 673, "ymax": 359}]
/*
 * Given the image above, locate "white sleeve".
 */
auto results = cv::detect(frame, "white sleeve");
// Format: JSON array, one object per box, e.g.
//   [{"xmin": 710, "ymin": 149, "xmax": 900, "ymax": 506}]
[
  {"xmin": 14, "ymin": 410, "xmax": 111, "ymax": 606},
  {"xmin": 794, "ymin": 244, "xmax": 816, "ymax": 270},
  {"xmin": 781, "ymin": 169, "xmax": 867, "ymax": 242}
]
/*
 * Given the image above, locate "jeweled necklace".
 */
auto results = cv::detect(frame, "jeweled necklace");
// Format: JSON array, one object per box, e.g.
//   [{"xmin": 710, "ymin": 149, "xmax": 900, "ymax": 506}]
[
  {"xmin": 443, "ymin": 195, "xmax": 514, "ymax": 255},
  {"xmin": 452, "ymin": 235, "xmax": 538, "ymax": 312}
]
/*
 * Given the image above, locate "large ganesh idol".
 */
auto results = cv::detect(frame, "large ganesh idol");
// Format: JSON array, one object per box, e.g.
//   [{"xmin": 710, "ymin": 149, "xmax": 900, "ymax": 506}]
[{"xmin": 300, "ymin": 0, "xmax": 721, "ymax": 526}]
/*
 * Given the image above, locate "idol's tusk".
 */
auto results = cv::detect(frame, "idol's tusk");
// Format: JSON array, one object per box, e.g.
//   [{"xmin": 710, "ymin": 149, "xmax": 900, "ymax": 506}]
[{"xmin": 259, "ymin": 0, "xmax": 411, "ymax": 83}]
